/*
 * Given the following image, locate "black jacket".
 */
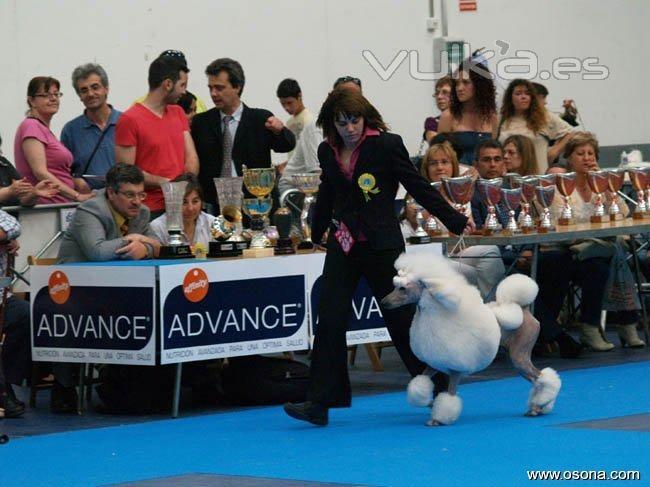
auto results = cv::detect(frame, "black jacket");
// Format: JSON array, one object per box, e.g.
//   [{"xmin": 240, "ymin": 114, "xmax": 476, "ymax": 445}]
[
  {"xmin": 191, "ymin": 104, "xmax": 295, "ymax": 207},
  {"xmin": 312, "ymin": 132, "xmax": 468, "ymax": 250}
]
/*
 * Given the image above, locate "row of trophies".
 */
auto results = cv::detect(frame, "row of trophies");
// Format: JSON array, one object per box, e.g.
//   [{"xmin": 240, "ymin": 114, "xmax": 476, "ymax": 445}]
[
  {"xmin": 408, "ymin": 167, "xmax": 650, "ymax": 243},
  {"xmin": 157, "ymin": 167, "xmax": 322, "ymax": 259}
]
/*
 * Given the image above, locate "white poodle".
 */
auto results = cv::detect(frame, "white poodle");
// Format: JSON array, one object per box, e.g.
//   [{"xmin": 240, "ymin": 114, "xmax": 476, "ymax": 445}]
[{"xmin": 382, "ymin": 252, "xmax": 561, "ymax": 426}]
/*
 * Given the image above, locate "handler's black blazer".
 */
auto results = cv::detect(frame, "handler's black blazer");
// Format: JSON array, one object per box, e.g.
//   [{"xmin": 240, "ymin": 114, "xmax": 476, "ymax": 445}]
[
  {"xmin": 191, "ymin": 104, "xmax": 296, "ymax": 207},
  {"xmin": 312, "ymin": 132, "xmax": 468, "ymax": 250}
]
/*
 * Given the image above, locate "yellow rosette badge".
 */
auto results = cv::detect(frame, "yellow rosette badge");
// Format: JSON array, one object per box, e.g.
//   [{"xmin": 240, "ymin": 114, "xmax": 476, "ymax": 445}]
[{"xmin": 358, "ymin": 173, "xmax": 380, "ymax": 202}]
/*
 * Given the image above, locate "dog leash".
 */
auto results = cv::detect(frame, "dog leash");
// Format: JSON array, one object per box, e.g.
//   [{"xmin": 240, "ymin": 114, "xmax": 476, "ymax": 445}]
[{"xmin": 449, "ymin": 233, "xmax": 467, "ymax": 269}]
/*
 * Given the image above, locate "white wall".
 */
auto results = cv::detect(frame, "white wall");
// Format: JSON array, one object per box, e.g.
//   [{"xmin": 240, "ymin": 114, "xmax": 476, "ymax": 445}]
[{"xmin": 0, "ymin": 0, "xmax": 647, "ymax": 163}]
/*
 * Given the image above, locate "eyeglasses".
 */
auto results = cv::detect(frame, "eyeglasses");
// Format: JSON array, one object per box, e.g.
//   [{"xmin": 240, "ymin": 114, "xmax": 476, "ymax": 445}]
[
  {"xmin": 33, "ymin": 92, "xmax": 63, "ymax": 99},
  {"xmin": 334, "ymin": 76, "xmax": 362, "ymax": 87},
  {"xmin": 479, "ymin": 156, "xmax": 503, "ymax": 163},
  {"xmin": 117, "ymin": 190, "xmax": 147, "ymax": 201}
]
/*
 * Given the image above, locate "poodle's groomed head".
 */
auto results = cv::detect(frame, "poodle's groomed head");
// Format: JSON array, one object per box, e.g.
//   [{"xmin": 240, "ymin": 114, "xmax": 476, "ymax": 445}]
[{"xmin": 382, "ymin": 252, "xmax": 467, "ymax": 309}]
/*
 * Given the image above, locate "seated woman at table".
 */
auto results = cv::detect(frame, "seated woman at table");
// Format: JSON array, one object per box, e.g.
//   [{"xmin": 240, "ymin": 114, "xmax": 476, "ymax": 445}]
[
  {"xmin": 150, "ymin": 173, "xmax": 216, "ymax": 253},
  {"xmin": 503, "ymin": 134, "xmax": 539, "ymax": 176},
  {"xmin": 535, "ymin": 132, "xmax": 644, "ymax": 351},
  {"xmin": 401, "ymin": 141, "xmax": 505, "ymax": 299}
]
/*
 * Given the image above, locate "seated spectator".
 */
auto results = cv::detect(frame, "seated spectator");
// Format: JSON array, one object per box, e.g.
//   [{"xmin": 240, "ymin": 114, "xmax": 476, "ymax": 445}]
[
  {"xmin": 14, "ymin": 76, "xmax": 93, "ymax": 204},
  {"xmin": 401, "ymin": 141, "xmax": 505, "ymax": 299},
  {"xmin": 503, "ymin": 134, "xmax": 539, "ymax": 176},
  {"xmin": 150, "ymin": 173, "xmax": 215, "ymax": 250},
  {"xmin": 0, "ymin": 209, "xmax": 29, "ymax": 418},
  {"xmin": 498, "ymin": 79, "xmax": 574, "ymax": 173},
  {"xmin": 61, "ymin": 63, "xmax": 121, "ymax": 191},
  {"xmin": 176, "ymin": 91, "xmax": 198, "ymax": 125},
  {"xmin": 423, "ymin": 76, "xmax": 452, "ymax": 143},
  {"xmin": 53, "ymin": 164, "xmax": 160, "ymax": 413},
  {"xmin": 0, "ymin": 133, "xmax": 58, "ymax": 206},
  {"xmin": 469, "ymin": 140, "xmax": 582, "ymax": 358},
  {"xmin": 532, "ymin": 82, "xmax": 580, "ymax": 127},
  {"xmin": 57, "ymin": 163, "xmax": 161, "ymax": 264},
  {"xmin": 541, "ymin": 132, "xmax": 644, "ymax": 350}
]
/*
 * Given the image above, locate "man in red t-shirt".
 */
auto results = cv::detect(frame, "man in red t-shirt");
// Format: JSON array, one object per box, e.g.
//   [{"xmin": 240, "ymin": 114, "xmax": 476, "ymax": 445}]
[{"xmin": 115, "ymin": 56, "xmax": 198, "ymax": 217}]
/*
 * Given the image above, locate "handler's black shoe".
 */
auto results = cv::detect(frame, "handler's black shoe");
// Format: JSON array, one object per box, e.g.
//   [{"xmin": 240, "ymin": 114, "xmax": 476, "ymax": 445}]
[{"xmin": 284, "ymin": 401, "xmax": 329, "ymax": 426}]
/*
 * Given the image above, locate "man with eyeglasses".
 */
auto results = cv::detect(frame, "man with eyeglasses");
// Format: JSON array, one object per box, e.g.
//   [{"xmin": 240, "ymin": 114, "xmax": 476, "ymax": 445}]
[
  {"xmin": 53, "ymin": 163, "xmax": 160, "ymax": 412},
  {"xmin": 57, "ymin": 163, "xmax": 160, "ymax": 265},
  {"xmin": 61, "ymin": 63, "xmax": 121, "ymax": 191}
]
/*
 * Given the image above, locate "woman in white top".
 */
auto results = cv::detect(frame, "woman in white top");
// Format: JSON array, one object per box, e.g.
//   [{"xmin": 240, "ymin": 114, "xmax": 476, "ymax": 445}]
[
  {"xmin": 498, "ymin": 79, "xmax": 573, "ymax": 174},
  {"xmin": 150, "ymin": 173, "xmax": 216, "ymax": 251},
  {"xmin": 401, "ymin": 141, "xmax": 505, "ymax": 299}
]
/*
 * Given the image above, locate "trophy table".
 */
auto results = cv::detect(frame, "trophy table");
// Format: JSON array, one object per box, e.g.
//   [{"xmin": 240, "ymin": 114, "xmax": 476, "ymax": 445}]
[{"xmin": 158, "ymin": 181, "xmax": 194, "ymax": 259}]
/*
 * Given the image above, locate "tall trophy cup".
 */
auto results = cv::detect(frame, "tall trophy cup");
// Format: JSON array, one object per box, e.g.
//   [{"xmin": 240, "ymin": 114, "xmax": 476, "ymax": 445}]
[
  {"xmin": 242, "ymin": 166, "xmax": 276, "ymax": 257},
  {"xmin": 291, "ymin": 171, "xmax": 322, "ymax": 250},
  {"xmin": 535, "ymin": 184, "xmax": 556, "ymax": 233},
  {"xmin": 209, "ymin": 177, "xmax": 249, "ymax": 257},
  {"xmin": 158, "ymin": 181, "xmax": 194, "ymax": 259},
  {"xmin": 273, "ymin": 207, "xmax": 295, "ymax": 255},
  {"xmin": 511, "ymin": 175, "xmax": 537, "ymax": 233},
  {"xmin": 555, "ymin": 172, "xmax": 577, "ymax": 225},
  {"xmin": 586, "ymin": 170, "xmax": 610, "ymax": 224},
  {"xmin": 425, "ymin": 181, "xmax": 443, "ymax": 236},
  {"xmin": 501, "ymin": 187, "xmax": 522, "ymax": 234},
  {"xmin": 441, "ymin": 175, "xmax": 475, "ymax": 216},
  {"xmin": 606, "ymin": 168, "xmax": 626, "ymax": 221},
  {"xmin": 628, "ymin": 167, "xmax": 647, "ymax": 219},
  {"xmin": 476, "ymin": 178, "xmax": 503, "ymax": 235},
  {"xmin": 406, "ymin": 197, "xmax": 432, "ymax": 244}
]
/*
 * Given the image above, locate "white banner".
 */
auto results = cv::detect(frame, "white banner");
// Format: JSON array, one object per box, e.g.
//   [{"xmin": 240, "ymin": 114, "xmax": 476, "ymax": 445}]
[
  {"xmin": 30, "ymin": 265, "xmax": 156, "ymax": 365},
  {"xmin": 159, "ymin": 255, "xmax": 312, "ymax": 364}
]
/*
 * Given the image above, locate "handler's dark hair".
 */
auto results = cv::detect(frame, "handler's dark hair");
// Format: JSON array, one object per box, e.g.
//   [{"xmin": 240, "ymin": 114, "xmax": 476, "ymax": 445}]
[{"xmin": 316, "ymin": 88, "xmax": 387, "ymax": 148}]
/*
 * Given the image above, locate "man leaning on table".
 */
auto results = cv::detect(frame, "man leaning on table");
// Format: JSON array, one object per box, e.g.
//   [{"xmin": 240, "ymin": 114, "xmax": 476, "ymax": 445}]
[
  {"xmin": 57, "ymin": 163, "xmax": 160, "ymax": 264},
  {"xmin": 52, "ymin": 164, "xmax": 160, "ymax": 413}
]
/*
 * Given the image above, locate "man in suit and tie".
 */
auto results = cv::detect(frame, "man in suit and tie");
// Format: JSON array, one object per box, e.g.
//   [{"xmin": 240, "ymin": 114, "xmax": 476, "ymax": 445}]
[
  {"xmin": 191, "ymin": 58, "xmax": 295, "ymax": 211},
  {"xmin": 58, "ymin": 163, "xmax": 160, "ymax": 264}
]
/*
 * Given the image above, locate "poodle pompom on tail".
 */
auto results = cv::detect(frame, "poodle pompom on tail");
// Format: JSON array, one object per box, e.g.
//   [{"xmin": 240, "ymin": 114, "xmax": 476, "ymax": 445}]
[{"xmin": 489, "ymin": 274, "xmax": 539, "ymax": 331}]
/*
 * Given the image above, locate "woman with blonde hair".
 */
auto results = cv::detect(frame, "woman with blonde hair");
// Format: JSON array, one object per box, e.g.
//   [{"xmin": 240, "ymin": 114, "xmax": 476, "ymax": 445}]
[
  {"xmin": 498, "ymin": 79, "xmax": 573, "ymax": 173},
  {"xmin": 502, "ymin": 134, "xmax": 539, "ymax": 176},
  {"xmin": 402, "ymin": 141, "xmax": 505, "ymax": 299}
]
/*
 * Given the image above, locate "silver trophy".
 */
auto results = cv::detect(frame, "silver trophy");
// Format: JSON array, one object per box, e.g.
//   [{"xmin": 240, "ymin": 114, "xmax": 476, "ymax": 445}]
[
  {"xmin": 425, "ymin": 181, "xmax": 443, "ymax": 235},
  {"xmin": 501, "ymin": 187, "xmax": 522, "ymax": 234},
  {"xmin": 586, "ymin": 170, "xmax": 610, "ymax": 223},
  {"xmin": 606, "ymin": 168, "xmax": 626, "ymax": 221},
  {"xmin": 535, "ymin": 184, "xmax": 556, "ymax": 232},
  {"xmin": 555, "ymin": 172, "xmax": 577, "ymax": 225},
  {"xmin": 159, "ymin": 181, "xmax": 193, "ymax": 258},
  {"xmin": 441, "ymin": 175, "xmax": 475, "ymax": 216},
  {"xmin": 291, "ymin": 171, "xmax": 321, "ymax": 249},
  {"xmin": 628, "ymin": 167, "xmax": 648, "ymax": 219},
  {"xmin": 511, "ymin": 175, "xmax": 538, "ymax": 232},
  {"xmin": 406, "ymin": 197, "xmax": 432, "ymax": 244},
  {"xmin": 210, "ymin": 177, "xmax": 249, "ymax": 257},
  {"xmin": 476, "ymin": 178, "xmax": 503, "ymax": 234}
]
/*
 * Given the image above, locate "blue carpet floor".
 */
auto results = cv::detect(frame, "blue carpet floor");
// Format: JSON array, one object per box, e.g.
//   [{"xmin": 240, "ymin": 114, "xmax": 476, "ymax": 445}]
[{"xmin": 1, "ymin": 362, "xmax": 648, "ymax": 487}]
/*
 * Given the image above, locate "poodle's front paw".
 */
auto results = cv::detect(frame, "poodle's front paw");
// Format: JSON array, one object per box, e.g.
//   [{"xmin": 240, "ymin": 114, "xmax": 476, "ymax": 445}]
[
  {"xmin": 525, "ymin": 405, "xmax": 542, "ymax": 417},
  {"xmin": 426, "ymin": 419, "xmax": 443, "ymax": 426}
]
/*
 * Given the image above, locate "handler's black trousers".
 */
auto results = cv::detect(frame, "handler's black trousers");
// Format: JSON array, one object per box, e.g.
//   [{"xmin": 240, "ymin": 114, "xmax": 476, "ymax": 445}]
[{"xmin": 307, "ymin": 243, "xmax": 425, "ymax": 407}]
